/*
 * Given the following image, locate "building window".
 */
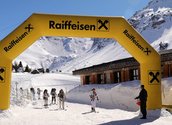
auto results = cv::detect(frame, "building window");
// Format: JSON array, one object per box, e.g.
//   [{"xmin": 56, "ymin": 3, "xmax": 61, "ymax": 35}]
[
  {"xmin": 129, "ymin": 69, "xmax": 139, "ymax": 80},
  {"xmin": 161, "ymin": 64, "xmax": 164, "ymax": 78},
  {"xmin": 97, "ymin": 73, "xmax": 105, "ymax": 84},
  {"xmin": 106, "ymin": 73, "xmax": 110, "ymax": 83},
  {"xmin": 168, "ymin": 64, "xmax": 172, "ymax": 77},
  {"xmin": 113, "ymin": 71, "xmax": 121, "ymax": 83},
  {"xmin": 85, "ymin": 76, "xmax": 90, "ymax": 84}
]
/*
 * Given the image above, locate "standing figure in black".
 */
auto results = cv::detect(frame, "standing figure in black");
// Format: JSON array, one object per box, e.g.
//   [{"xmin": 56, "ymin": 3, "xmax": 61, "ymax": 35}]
[
  {"xmin": 58, "ymin": 89, "xmax": 65, "ymax": 110},
  {"xmin": 50, "ymin": 88, "xmax": 57, "ymax": 104},
  {"xmin": 135, "ymin": 85, "xmax": 148, "ymax": 119},
  {"xmin": 43, "ymin": 89, "xmax": 49, "ymax": 108}
]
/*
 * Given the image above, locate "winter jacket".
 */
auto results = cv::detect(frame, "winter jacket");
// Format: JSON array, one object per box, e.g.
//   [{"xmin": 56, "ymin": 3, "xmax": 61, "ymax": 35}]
[
  {"xmin": 90, "ymin": 91, "xmax": 98, "ymax": 101},
  {"xmin": 135, "ymin": 89, "xmax": 148, "ymax": 102},
  {"xmin": 43, "ymin": 93, "xmax": 49, "ymax": 100}
]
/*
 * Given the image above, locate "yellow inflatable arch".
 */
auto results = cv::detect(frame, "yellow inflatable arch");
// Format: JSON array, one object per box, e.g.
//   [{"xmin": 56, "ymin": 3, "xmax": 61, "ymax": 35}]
[{"xmin": 0, "ymin": 13, "xmax": 161, "ymax": 110}]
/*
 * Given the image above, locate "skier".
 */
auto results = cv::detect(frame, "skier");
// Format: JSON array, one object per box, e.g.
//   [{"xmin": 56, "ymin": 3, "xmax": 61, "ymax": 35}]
[
  {"xmin": 19, "ymin": 87, "xmax": 24, "ymax": 100},
  {"xmin": 50, "ymin": 88, "xmax": 57, "ymax": 104},
  {"xmin": 58, "ymin": 89, "xmax": 65, "ymax": 110},
  {"xmin": 30, "ymin": 87, "xmax": 36, "ymax": 101},
  {"xmin": 26, "ymin": 89, "xmax": 30, "ymax": 100},
  {"xmin": 89, "ymin": 88, "xmax": 99, "ymax": 112},
  {"xmin": 43, "ymin": 89, "xmax": 49, "ymax": 107},
  {"xmin": 135, "ymin": 85, "xmax": 148, "ymax": 119},
  {"xmin": 37, "ymin": 88, "xmax": 41, "ymax": 100}
]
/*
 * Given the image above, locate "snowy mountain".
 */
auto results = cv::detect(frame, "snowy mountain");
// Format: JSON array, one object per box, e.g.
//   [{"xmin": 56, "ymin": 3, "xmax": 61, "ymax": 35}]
[
  {"xmin": 14, "ymin": 0, "xmax": 172, "ymax": 73},
  {"xmin": 128, "ymin": 0, "xmax": 172, "ymax": 45},
  {"xmin": 15, "ymin": 37, "xmax": 94, "ymax": 70}
]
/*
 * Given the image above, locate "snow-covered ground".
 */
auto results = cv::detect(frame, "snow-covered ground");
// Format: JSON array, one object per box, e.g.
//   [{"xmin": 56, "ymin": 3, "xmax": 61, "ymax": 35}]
[
  {"xmin": 0, "ymin": 101, "xmax": 172, "ymax": 125},
  {"xmin": 0, "ymin": 73, "xmax": 172, "ymax": 125},
  {"xmin": 12, "ymin": 73, "xmax": 80, "ymax": 93}
]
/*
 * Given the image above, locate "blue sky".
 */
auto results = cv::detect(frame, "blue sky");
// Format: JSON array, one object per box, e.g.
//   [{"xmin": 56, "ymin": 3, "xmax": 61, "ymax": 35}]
[{"xmin": 0, "ymin": 0, "xmax": 149, "ymax": 40}]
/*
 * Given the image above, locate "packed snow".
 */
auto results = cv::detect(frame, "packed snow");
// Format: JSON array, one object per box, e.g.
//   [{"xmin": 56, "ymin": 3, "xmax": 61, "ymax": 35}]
[{"xmin": 0, "ymin": 73, "xmax": 172, "ymax": 125}]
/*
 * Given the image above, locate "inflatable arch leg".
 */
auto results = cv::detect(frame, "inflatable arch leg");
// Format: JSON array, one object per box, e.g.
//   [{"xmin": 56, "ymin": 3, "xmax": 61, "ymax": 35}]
[{"xmin": 0, "ymin": 55, "xmax": 12, "ymax": 109}]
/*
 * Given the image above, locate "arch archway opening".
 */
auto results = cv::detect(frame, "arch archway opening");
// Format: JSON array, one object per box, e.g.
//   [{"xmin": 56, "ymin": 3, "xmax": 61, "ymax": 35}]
[{"xmin": 0, "ymin": 13, "xmax": 161, "ymax": 110}]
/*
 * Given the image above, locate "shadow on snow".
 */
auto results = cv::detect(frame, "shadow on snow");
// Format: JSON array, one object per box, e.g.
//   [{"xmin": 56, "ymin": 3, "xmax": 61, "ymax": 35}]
[{"xmin": 99, "ymin": 116, "xmax": 160, "ymax": 125}]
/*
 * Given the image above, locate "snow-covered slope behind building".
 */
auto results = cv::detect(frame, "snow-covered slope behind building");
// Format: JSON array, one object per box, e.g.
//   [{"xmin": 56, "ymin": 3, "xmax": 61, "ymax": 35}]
[
  {"xmin": 14, "ymin": 0, "xmax": 172, "ymax": 73},
  {"xmin": 15, "ymin": 37, "xmax": 130, "ymax": 72}
]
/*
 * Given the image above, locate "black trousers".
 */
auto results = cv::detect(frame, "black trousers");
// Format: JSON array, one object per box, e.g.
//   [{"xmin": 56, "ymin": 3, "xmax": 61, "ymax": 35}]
[
  {"xmin": 52, "ymin": 96, "xmax": 56, "ymax": 103},
  {"xmin": 140, "ymin": 101, "xmax": 147, "ymax": 118}
]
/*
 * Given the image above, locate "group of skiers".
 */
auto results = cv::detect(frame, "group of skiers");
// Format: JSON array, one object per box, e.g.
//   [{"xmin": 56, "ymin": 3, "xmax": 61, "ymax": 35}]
[
  {"xmin": 28, "ymin": 85, "xmax": 147, "ymax": 119},
  {"xmin": 30, "ymin": 87, "xmax": 66, "ymax": 110},
  {"xmin": 29, "ymin": 87, "xmax": 99, "ymax": 112}
]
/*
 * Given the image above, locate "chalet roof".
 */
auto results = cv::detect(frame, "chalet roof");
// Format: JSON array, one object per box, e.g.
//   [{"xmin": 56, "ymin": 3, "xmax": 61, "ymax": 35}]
[{"xmin": 73, "ymin": 49, "xmax": 172, "ymax": 75}]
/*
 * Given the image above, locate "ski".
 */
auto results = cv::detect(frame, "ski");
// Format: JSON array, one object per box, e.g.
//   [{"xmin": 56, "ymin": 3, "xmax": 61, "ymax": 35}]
[{"xmin": 82, "ymin": 111, "xmax": 99, "ymax": 114}]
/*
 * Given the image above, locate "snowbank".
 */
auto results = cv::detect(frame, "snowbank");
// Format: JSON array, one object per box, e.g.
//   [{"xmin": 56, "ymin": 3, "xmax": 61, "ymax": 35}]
[
  {"xmin": 148, "ymin": 108, "xmax": 172, "ymax": 118},
  {"xmin": 67, "ymin": 77, "xmax": 172, "ymax": 111},
  {"xmin": 0, "ymin": 109, "xmax": 13, "ymax": 120},
  {"xmin": 162, "ymin": 77, "xmax": 172, "ymax": 105},
  {"xmin": 67, "ymin": 80, "xmax": 140, "ymax": 111}
]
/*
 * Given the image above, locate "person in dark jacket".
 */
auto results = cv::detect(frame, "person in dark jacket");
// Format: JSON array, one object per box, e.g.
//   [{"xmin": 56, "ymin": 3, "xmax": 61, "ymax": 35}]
[
  {"xmin": 135, "ymin": 85, "xmax": 148, "ymax": 119},
  {"xmin": 37, "ymin": 88, "xmax": 42, "ymax": 100},
  {"xmin": 50, "ymin": 88, "xmax": 57, "ymax": 104},
  {"xmin": 30, "ymin": 87, "xmax": 36, "ymax": 101},
  {"xmin": 58, "ymin": 89, "xmax": 65, "ymax": 110},
  {"xmin": 43, "ymin": 89, "xmax": 49, "ymax": 107}
]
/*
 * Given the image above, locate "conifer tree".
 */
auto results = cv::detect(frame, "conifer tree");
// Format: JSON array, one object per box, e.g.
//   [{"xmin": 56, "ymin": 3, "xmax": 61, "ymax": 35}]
[
  {"xmin": 13, "ymin": 62, "xmax": 19, "ymax": 72},
  {"xmin": 24, "ymin": 65, "xmax": 31, "ymax": 72},
  {"xmin": 18, "ymin": 61, "xmax": 24, "ymax": 72}
]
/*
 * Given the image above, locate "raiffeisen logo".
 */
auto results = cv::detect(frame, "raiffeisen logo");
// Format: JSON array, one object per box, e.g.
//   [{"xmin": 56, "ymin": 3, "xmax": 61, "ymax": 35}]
[
  {"xmin": 49, "ymin": 19, "xmax": 110, "ymax": 31},
  {"xmin": 4, "ymin": 24, "xmax": 34, "ymax": 52}
]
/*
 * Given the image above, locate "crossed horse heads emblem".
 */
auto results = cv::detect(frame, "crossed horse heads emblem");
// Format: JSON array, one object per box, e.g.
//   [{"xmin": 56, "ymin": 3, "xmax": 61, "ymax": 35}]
[{"xmin": 149, "ymin": 71, "xmax": 160, "ymax": 83}]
